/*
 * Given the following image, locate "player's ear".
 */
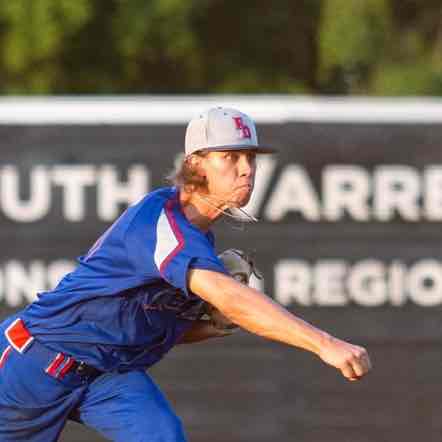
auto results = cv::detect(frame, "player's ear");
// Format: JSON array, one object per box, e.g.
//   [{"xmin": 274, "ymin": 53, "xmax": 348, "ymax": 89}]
[
  {"xmin": 187, "ymin": 153, "xmax": 207, "ymax": 179},
  {"xmin": 187, "ymin": 153, "xmax": 200, "ymax": 167}
]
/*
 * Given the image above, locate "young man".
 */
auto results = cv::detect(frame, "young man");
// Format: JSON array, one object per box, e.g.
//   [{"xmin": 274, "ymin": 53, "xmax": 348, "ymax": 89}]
[{"xmin": 0, "ymin": 107, "xmax": 371, "ymax": 442}]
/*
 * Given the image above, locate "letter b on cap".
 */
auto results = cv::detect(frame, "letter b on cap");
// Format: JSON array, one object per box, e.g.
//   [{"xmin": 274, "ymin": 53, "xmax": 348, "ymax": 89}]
[{"xmin": 233, "ymin": 117, "xmax": 252, "ymax": 139}]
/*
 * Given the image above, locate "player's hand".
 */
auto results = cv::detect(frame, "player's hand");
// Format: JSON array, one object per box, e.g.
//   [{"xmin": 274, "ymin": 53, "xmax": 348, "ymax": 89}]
[{"xmin": 318, "ymin": 336, "xmax": 372, "ymax": 381}]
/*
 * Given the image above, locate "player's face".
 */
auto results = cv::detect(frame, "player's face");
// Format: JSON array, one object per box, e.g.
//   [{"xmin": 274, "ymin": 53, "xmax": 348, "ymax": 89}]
[{"xmin": 201, "ymin": 150, "xmax": 257, "ymax": 207}]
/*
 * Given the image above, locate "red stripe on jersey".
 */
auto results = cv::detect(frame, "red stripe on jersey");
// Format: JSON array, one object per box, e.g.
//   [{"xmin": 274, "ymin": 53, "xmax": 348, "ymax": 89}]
[
  {"xmin": 159, "ymin": 197, "xmax": 185, "ymax": 274},
  {"xmin": 0, "ymin": 346, "xmax": 12, "ymax": 368}
]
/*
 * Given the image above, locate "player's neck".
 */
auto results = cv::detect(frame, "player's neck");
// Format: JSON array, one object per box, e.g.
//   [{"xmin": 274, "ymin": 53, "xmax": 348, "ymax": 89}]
[{"xmin": 179, "ymin": 190, "xmax": 224, "ymax": 232}]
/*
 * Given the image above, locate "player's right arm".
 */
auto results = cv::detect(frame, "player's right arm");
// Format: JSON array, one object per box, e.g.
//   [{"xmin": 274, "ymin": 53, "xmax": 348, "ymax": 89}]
[{"xmin": 188, "ymin": 269, "xmax": 372, "ymax": 381}]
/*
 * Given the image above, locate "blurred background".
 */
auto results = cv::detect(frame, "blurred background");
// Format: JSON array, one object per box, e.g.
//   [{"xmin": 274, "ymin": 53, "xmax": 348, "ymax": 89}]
[
  {"xmin": 0, "ymin": 1, "xmax": 442, "ymax": 441},
  {"xmin": 0, "ymin": 0, "xmax": 441, "ymax": 95}
]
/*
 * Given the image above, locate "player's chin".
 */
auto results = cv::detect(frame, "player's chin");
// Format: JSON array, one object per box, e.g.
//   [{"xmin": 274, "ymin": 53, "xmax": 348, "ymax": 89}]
[
  {"xmin": 232, "ymin": 197, "xmax": 251, "ymax": 208},
  {"xmin": 233, "ymin": 188, "xmax": 253, "ymax": 207}
]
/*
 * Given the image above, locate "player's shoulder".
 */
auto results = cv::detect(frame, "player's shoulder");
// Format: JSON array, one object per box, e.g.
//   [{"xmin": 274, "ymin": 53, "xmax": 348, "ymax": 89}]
[
  {"xmin": 132, "ymin": 186, "xmax": 177, "ymax": 212},
  {"xmin": 125, "ymin": 186, "xmax": 178, "ymax": 229}
]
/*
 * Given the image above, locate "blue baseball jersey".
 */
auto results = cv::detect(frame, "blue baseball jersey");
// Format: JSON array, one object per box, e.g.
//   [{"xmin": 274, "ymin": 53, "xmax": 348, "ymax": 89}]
[{"xmin": 20, "ymin": 186, "xmax": 227, "ymax": 372}]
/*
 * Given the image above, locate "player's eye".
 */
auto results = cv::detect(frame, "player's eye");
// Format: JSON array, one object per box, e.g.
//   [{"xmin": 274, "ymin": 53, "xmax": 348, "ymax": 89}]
[{"xmin": 224, "ymin": 152, "xmax": 238, "ymax": 161}]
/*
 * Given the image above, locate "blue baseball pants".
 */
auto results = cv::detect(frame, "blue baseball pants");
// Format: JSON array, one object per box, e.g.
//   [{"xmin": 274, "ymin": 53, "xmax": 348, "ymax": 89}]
[{"xmin": 0, "ymin": 317, "xmax": 187, "ymax": 442}]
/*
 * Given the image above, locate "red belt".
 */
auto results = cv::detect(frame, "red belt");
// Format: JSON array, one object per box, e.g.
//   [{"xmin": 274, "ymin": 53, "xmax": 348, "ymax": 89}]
[{"xmin": 4, "ymin": 318, "xmax": 102, "ymax": 381}]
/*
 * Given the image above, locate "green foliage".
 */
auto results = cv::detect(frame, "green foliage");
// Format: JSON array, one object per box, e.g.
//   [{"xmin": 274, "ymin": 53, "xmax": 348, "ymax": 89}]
[
  {"xmin": 0, "ymin": 0, "xmax": 440, "ymax": 96},
  {"xmin": 214, "ymin": 70, "xmax": 310, "ymax": 94},
  {"xmin": 372, "ymin": 60, "xmax": 442, "ymax": 96},
  {"xmin": 0, "ymin": 0, "xmax": 91, "ymax": 92},
  {"xmin": 320, "ymin": 0, "xmax": 390, "ymax": 67},
  {"xmin": 318, "ymin": 0, "xmax": 392, "ymax": 93},
  {"xmin": 111, "ymin": 0, "xmax": 202, "ymax": 91}
]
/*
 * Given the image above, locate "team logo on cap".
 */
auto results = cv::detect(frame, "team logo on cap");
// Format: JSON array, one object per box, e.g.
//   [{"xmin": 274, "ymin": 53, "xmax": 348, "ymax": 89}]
[{"xmin": 233, "ymin": 117, "xmax": 251, "ymax": 139}]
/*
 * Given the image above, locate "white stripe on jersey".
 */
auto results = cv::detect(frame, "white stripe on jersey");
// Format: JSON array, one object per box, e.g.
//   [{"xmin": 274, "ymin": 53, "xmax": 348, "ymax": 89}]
[{"xmin": 154, "ymin": 208, "xmax": 179, "ymax": 271}]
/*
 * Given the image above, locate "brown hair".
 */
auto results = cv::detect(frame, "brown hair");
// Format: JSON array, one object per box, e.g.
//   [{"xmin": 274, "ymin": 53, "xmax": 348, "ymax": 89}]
[{"xmin": 167, "ymin": 151, "xmax": 208, "ymax": 193}]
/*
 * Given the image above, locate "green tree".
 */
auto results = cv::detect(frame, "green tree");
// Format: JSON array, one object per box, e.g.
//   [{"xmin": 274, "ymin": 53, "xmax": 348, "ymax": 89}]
[
  {"xmin": 371, "ymin": 0, "xmax": 442, "ymax": 95},
  {"xmin": 0, "ymin": 0, "xmax": 440, "ymax": 96},
  {"xmin": 0, "ymin": 0, "xmax": 91, "ymax": 93},
  {"xmin": 318, "ymin": 0, "xmax": 392, "ymax": 93},
  {"xmin": 318, "ymin": 0, "xmax": 442, "ymax": 95}
]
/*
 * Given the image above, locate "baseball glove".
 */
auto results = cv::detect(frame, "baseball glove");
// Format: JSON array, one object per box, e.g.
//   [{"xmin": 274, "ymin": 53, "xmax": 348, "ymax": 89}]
[{"xmin": 205, "ymin": 249, "xmax": 262, "ymax": 330}]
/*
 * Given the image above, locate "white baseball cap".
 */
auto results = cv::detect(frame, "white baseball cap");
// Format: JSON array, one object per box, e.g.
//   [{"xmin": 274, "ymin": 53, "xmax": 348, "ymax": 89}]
[{"xmin": 185, "ymin": 107, "xmax": 276, "ymax": 156}]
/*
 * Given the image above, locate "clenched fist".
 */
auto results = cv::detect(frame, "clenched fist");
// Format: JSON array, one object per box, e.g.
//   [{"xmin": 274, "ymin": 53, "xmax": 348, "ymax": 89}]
[{"xmin": 318, "ymin": 336, "xmax": 372, "ymax": 381}]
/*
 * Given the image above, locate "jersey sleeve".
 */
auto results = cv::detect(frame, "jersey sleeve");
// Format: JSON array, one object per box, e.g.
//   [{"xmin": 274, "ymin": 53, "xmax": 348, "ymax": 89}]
[
  {"xmin": 125, "ymin": 191, "xmax": 227, "ymax": 296},
  {"xmin": 153, "ymin": 201, "xmax": 227, "ymax": 295}
]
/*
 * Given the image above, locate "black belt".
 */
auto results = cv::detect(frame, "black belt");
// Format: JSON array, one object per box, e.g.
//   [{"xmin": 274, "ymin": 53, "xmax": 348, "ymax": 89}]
[{"xmin": 70, "ymin": 361, "xmax": 104, "ymax": 382}]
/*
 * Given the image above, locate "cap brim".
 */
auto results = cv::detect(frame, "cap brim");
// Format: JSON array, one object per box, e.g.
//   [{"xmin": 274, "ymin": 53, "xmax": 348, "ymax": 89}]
[{"xmin": 196, "ymin": 145, "xmax": 277, "ymax": 154}]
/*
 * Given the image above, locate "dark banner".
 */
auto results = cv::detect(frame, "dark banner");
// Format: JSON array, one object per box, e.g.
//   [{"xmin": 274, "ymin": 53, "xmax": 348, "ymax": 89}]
[{"xmin": 1, "ymin": 120, "xmax": 442, "ymax": 441}]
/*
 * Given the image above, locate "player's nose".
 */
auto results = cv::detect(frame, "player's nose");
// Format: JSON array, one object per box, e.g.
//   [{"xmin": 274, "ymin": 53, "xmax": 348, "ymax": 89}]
[{"xmin": 237, "ymin": 152, "xmax": 256, "ymax": 178}]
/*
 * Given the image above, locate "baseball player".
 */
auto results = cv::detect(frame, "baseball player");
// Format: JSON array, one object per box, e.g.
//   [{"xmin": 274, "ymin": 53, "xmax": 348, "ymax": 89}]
[{"xmin": 0, "ymin": 107, "xmax": 372, "ymax": 442}]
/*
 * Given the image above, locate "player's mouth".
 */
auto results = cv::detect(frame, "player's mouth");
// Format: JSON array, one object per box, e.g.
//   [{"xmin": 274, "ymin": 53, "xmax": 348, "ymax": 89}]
[
  {"xmin": 232, "ymin": 184, "xmax": 253, "ymax": 198},
  {"xmin": 235, "ymin": 181, "xmax": 253, "ymax": 190},
  {"xmin": 231, "ymin": 183, "xmax": 253, "ymax": 205}
]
